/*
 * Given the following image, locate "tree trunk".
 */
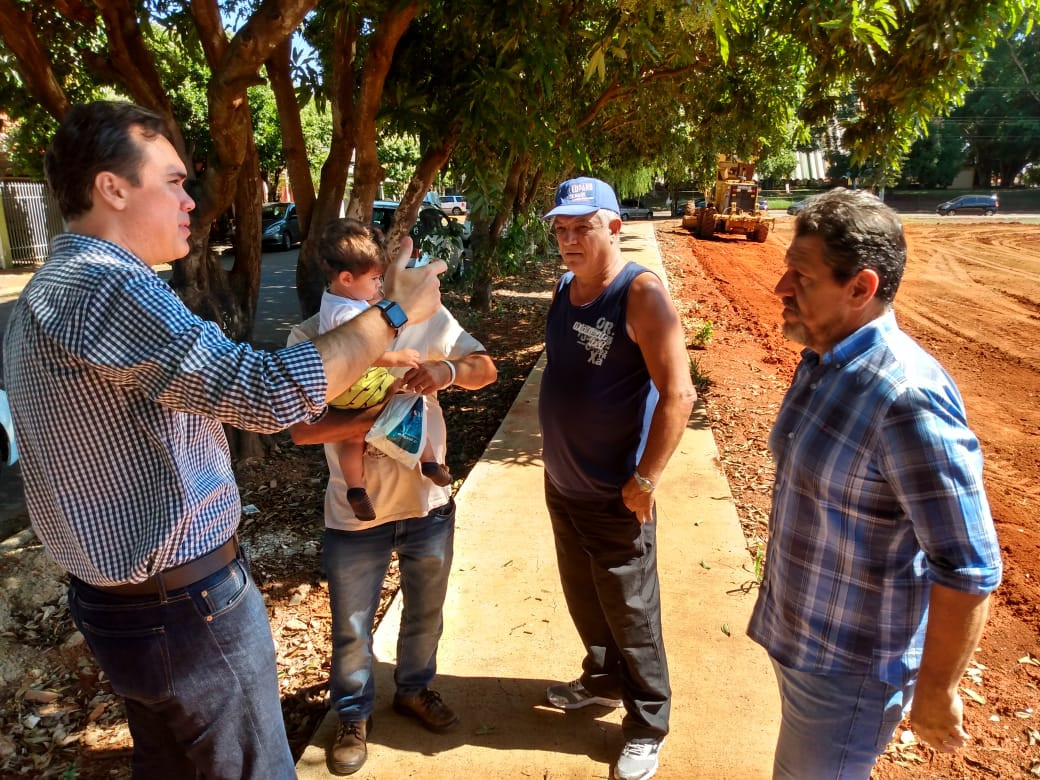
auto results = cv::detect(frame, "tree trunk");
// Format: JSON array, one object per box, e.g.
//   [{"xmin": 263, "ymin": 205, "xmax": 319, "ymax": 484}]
[
  {"xmin": 1, "ymin": 0, "xmax": 312, "ymax": 463},
  {"xmin": 294, "ymin": 3, "xmax": 419, "ymax": 317},
  {"xmin": 467, "ymin": 212, "xmax": 499, "ymax": 312},
  {"xmin": 227, "ymin": 138, "xmax": 265, "ymax": 342},
  {"xmin": 469, "ymin": 265, "xmax": 495, "ymax": 311},
  {"xmin": 467, "ymin": 153, "xmax": 527, "ymax": 311},
  {"xmin": 1000, "ymin": 159, "xmax": 1023, "ymax": 188},
  {"xmin": 385, "ymin": 127, "xmax": 460, "ymax": 257},
  {"xmin": 0, "ymin": 0, "xmax": 69, "ymax": 118},
  {"xmin": 266, "ymin": 37, "xmax": 316, "ymax": 234},
  {"xmin": 346, "ymin": 1, "xmax": 420, "ymax": 224},
  {"xmin": 187, "ymin": 0, "xmax": 315, "ymax": 462},
  {"xmin": 294, "ymin": 8, "xmax": 361, "ymax": 318}
]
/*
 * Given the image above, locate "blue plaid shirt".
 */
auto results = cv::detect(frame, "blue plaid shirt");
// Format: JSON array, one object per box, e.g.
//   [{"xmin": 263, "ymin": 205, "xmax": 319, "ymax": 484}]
[
  {"xmin": 2, "ymin": 234, "xmax": 327, "ymax": 585},
  {"xmin": 747, "ymin": 311, "xmax": 1001, "ymax": 686}
]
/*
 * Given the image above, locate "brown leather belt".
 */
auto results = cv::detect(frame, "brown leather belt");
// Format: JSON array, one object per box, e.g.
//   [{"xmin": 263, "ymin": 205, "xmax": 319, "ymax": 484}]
[{"xmin": 88, "ymin": 537, "xmax": 241, "ymax": 596}]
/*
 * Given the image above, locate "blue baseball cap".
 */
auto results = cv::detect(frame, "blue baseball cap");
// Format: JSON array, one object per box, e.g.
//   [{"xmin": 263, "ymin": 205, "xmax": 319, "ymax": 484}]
[{"xmin": 544, "ymin": 177, "xmax": 620, "ymax": 219}]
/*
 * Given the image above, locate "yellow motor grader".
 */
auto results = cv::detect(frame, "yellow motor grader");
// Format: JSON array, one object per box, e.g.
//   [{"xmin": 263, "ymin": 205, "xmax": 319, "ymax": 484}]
[{"xmin": 681, "ymin": 157, "xmax": 773, "ymax": 242}]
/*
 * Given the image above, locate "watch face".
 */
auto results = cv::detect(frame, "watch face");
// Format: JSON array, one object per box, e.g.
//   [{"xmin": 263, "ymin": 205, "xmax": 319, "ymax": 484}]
[{"xmin": 375, "ymin": 299, "xmax": 408, "ymax": 329}]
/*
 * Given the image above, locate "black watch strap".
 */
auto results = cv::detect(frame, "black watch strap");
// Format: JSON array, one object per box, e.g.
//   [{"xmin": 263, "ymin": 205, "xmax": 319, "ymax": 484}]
[{"xmin": 373, "ymin": 298, "xmax": 408, "ymax": 330}]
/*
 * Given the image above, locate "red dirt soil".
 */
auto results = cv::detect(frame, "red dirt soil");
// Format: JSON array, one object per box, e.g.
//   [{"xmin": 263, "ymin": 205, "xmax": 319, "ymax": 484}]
[{"xmin": 657, "ymin": 217, "xmax": 1040, "ymax": 779}]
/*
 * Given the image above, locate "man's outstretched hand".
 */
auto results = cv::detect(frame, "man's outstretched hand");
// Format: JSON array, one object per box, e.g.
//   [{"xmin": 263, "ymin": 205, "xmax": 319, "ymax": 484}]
[{"xmin": 383, "ymin": 236, "xmax": 445, "ymax": 325}]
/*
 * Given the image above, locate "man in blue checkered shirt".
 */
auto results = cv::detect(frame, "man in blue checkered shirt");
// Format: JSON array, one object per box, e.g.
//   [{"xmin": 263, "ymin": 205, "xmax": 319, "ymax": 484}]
[
  {"xmin": 1, "ymin": 101, "xmax": 443, "ymax": 779},
  {"xmin": 748, "ymin": 188, "xmax": 1002, "ymax": 779}
]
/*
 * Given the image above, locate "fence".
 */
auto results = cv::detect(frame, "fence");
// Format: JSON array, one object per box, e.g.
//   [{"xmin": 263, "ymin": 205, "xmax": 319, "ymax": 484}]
[{"xmin": 0, "ymin": 180, "xmax": 64, "ymax": 269}]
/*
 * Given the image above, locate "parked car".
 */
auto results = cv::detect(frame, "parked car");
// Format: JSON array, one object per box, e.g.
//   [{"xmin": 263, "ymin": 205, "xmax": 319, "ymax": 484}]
[
  {"xmin": 261, "ymin": 202, "xmax": 301, "ymax": 251},
  {"xmin": 936, "ymin": 193, "xmax": 998, "ymax": 216},
  {"xmin": 787, "ymin": 199, "xmax": 810, "ymax": 215},
  {"xmin": 619, "ymin": 199, "xmax": 654, "ymax": 221},
  {"xmin": 371, "ymin": 200, "xmax": 469, "ymax": 281},
  {"xmin": 440, "ymin": 195, "xmax": 468, "ymax": 215}
]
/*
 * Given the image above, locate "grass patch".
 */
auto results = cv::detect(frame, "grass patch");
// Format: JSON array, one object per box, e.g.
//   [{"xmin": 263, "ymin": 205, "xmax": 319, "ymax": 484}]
[
  {"xmin": 690, "ymin": 357, "xmax": 713, "ymax": 395},
  {"xmin": 763, "ymin": 187, "xmax": 1040, "ymax": 214}
]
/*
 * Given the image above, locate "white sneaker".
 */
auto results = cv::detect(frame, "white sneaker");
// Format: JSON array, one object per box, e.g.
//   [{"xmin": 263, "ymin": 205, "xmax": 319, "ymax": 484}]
[
  {"xmin": 614, "ymin": 736, "xmax": 665, "ymax": 780},
  {"xmin": 545, "ymin": 679, "xmax": 622, "ymax": 710}
]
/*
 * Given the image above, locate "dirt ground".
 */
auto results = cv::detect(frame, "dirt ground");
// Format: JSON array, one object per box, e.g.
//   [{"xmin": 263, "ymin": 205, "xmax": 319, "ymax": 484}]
[
  {"xmin": 1, "ymin": 216, "xmax": 1038, "ymax": 778},
  {"xmin": 658, "ymin": 216, "xmax": 1040, "ymax": 780}
]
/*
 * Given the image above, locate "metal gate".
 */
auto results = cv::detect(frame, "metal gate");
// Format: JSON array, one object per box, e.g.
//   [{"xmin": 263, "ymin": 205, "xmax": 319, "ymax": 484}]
[{"xmin": 0, "ymin": 180, "xmax": 64, "ymax": 269}]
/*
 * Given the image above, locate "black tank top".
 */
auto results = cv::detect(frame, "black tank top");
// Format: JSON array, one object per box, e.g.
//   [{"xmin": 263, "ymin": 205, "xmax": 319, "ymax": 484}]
[{"xmin": 539, "ymin": 262, "xmax": 658, "ymax": 499}]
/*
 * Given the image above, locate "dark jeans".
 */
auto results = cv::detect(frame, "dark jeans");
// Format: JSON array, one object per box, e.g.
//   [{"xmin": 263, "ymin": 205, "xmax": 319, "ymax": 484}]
[
  {"xmin": 545, "ymin": 477, "xmax": 670, "ymax": 740},
  {"xmin": 324, "ymin": 500, "xmax": 455, "ymax": 723},
  {"xmin": 68, "ymin": 555, "xmax": 295, "ymax": 780}
]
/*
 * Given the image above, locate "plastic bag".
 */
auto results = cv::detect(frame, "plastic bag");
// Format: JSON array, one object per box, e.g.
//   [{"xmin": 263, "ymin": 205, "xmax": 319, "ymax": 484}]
[
  {"xmin": 0, "ymin": 389, "xmax": 17, "ymax": 466},
  {"xmin": 365, "ymin": 392, "xmax": 426, "ymax": 467}
]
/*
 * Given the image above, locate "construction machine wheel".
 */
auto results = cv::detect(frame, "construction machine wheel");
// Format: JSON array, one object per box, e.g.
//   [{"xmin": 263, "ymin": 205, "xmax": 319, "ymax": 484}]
[
  {"xmin": 750, "ymin": 224, "xmax": 769, "ymax": 243},
  {"xmin": 697, "ymin": 208, "xmax": 716, "ymax": 239}
]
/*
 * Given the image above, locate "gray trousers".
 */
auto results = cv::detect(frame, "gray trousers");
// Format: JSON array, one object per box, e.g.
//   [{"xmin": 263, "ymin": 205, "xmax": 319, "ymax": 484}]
[{"xmin": 545, "ymin": 476, "xmax": 671, "ymax": 740}]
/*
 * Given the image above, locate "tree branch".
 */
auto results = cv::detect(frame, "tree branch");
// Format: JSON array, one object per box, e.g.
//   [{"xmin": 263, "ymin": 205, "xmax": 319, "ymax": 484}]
[
  {"xmin": 349, "ymin": 2, "xmax": 421, "ymax": 218},
  {"xmin": 266, "ymin": 37, "xmax": 315, "ymax": 230},
  {"xmin": 1005, "ymin": 39, "xmax": 1040, "ymax": 108},
  {"xmin": 387, "ymin": 123, "xmax": 461, "ymax": 257},
  {"xmin": 0, "ymin": 0, "xmax": 69, "ymax": 119},
  {"xmin": 93, "ymin": 0, "xmax": 186, "ymax": 155}
]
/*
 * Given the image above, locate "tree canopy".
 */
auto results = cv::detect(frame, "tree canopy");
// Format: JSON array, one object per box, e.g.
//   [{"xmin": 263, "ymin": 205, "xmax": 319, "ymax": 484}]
[
  {"xmin": 0, "ymin": 0, "xmax": 1035, "ymax": 320},
  {"xmin": 953, "ymin": 22, "xmax": 1040, "ymax": 187}
]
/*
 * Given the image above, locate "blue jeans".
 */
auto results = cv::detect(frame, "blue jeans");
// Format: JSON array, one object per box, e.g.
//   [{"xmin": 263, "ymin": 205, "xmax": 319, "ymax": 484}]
[
  {"xmin": 771, "ymin": 659, "xmax": 913, "ymax": 779},
  {"xmin": 68, "ymin": 555, "xmax": 295, "ymax": 780},
  {"xmin": 545, "ymin": 478, "xmax": 670, "ymax": 740},
  {"xmin": 324, "ymin": 500, "xmax": 455, "ymax": 723}
]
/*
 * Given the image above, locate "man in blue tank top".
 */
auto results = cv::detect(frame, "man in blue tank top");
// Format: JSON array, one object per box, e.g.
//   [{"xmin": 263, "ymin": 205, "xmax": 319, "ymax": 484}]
[{"xmin": 539, "ymin": 177, "xmax": 696, "ymax": 780}]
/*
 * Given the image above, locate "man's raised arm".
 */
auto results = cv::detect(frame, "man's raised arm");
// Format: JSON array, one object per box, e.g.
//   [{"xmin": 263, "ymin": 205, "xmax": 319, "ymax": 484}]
[{"xmin": 314, "ymin": 236, "xmax": 445, "ymax": 402}]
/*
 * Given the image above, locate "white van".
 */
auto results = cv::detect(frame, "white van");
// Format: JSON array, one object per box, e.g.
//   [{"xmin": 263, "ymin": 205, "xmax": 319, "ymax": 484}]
[{"xmin": 440, "ymin": 195, "xmax": 467, "ymax": 215}]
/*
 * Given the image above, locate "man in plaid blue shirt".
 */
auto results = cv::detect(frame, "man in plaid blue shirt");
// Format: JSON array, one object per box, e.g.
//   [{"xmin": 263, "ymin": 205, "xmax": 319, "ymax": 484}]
[
  {"xmin": 748, "ymin": 188, "xmax": 1002, "ymax": 779},
  {"xmin": 2, "ymin": 101, "xmax": 443, "ymax": 779}
]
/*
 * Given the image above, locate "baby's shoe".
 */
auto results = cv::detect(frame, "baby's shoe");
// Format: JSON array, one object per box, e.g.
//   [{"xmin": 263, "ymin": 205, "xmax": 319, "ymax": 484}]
[
  {"xmin": 421, "ymin": 462, "xmax": 452, "ymax": 487},
  {"xmin": 347, "ymin": 487, "xmax": 376, "ymax": 520}
]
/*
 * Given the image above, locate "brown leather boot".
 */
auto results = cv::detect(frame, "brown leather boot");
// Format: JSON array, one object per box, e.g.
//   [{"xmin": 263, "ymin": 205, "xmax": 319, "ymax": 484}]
[
  {"xmin": 392, "ymin": 688, "xmax": 460, "ymax": 733},
  {"xmin": 330, "ymin": 718, "xmax": 370, "ymax": 775}
]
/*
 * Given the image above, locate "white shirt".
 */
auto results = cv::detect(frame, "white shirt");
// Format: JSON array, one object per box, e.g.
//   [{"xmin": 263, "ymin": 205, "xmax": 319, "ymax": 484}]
[
  {"xmin": 318, "ymin": 290, "xmax": 368, "ymax": 335},
  {"xmin": 289, "ymin": 306, "xmax": 485, "ymax": 530}
]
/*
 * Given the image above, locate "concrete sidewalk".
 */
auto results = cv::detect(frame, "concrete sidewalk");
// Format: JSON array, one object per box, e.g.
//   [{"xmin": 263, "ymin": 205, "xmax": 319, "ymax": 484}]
[{"xmin": 296, "ymin": 221, "xmax": 780, "ymax": 778}]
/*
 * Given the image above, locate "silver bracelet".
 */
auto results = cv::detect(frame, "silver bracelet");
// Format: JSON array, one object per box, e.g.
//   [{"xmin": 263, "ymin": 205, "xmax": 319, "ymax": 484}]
[{"xmin": 441, "ymin": 359, "xmax": 457, "ymax": 386}]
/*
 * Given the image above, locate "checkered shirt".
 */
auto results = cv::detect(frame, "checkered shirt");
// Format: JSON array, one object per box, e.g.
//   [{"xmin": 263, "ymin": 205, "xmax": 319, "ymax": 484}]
[
  {"xmin": 747, "ymin": 311, "xmax": 1002, "ymax": 686},
  {"xmin": 2, "ymin": 233, "xmax": 327, "ymax": 585}
]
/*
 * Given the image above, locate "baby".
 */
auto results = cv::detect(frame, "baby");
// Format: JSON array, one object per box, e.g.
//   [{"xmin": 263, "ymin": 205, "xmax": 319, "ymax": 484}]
[{"xmin": 318, "ymin": 219, "xmax": 451, "ymax": 520}]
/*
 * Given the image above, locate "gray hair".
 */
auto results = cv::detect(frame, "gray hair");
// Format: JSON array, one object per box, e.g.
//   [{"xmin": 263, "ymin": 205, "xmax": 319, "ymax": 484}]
[{"xmin": 795, "ymin": 188, "xmax": 906, "ymax": 304}]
